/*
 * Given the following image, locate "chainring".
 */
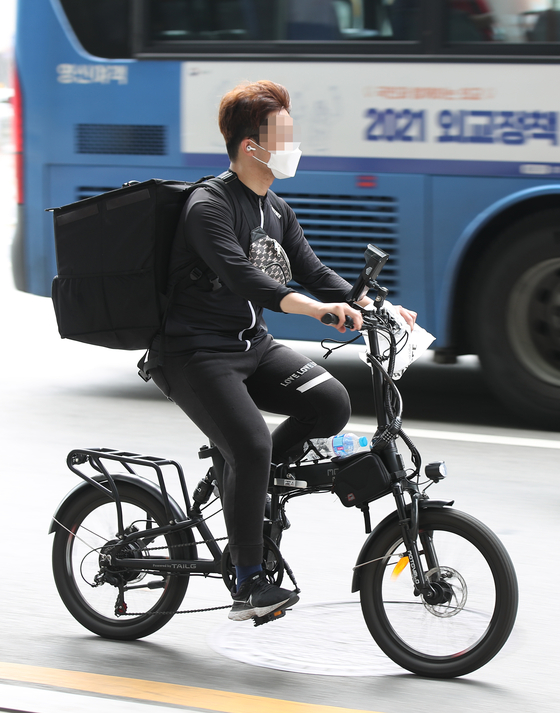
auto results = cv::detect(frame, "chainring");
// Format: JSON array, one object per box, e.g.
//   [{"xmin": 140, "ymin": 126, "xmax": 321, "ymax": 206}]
[{"xmin": 221, "ymin": 535, "xmax": 285, "ymax": 591}]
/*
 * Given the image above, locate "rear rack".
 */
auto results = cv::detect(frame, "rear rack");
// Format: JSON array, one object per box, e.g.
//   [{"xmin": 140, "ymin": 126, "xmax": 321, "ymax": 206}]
[{"xmin": 66, "ymin": 447, "xmax": 190, "ymax": 534}]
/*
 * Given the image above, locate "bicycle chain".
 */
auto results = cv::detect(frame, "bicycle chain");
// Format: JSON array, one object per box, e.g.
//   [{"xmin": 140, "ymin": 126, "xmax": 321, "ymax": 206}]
[
  {"xmin": 116, "ymin": 536, "xmax": 299, "ymax": 618},
  {"xmin": 101, "ymin": 522, "xmax": 300, "ymax": 617},
  {"xmin": 112, "ymin": 534, "xmax": 232, "ymax": 616},
  {"xmin": 120, "ymin": 604, "xmax": 231, "ymax": 616},
  {"xmin": 120, "ymin": 566, "xmax": 299, "ymax": 618},
  {"xmin": 138, "ymin": 534, "xmax": 228, "ymax": 552}
]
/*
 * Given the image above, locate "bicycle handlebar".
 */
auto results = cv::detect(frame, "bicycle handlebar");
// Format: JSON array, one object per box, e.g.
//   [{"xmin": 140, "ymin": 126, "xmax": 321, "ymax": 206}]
[
  {"xmin": 321, "ymin": 313, "xmax": 355, "ymax": 328},
  {"xmin": 321, "ymin": 310, "xmax": 382, "ymax": 331}
]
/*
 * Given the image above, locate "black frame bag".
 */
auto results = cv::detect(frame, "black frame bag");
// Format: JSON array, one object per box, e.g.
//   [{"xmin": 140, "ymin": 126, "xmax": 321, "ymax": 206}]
[
  {"xmin": 50, "ymin": 177, "xmax": 210, "ymax": 350},
  {"xmin": 332, "ymin": 452, "xmax": 393, "ymax": 507}
]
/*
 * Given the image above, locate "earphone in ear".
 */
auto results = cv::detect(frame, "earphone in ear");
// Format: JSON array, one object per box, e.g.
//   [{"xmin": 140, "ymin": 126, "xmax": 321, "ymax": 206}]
[{"xmin": 247, "ymin": 145, "xmax": 256, "ymax": 152}]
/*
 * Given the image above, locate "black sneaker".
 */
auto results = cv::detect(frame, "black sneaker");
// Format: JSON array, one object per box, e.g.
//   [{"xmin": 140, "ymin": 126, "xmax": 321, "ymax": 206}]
[{"xmin": 228, "ymin": 571, "xmax": 299, "ymax": 622}]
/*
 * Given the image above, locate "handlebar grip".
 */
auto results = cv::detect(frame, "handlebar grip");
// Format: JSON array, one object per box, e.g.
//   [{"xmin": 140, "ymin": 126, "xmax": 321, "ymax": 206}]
[
  {"xmin": 321, "ymin": 313, "xmax": 354, "ymax": 328},
  {"xmin": 321, "ymin": 312, "xmax": 338, "ymax": 325}
]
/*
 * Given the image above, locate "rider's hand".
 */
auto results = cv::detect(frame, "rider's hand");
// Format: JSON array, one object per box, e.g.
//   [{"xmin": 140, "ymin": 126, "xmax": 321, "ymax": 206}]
[
  {"xmin": 358, "ymin": 297, "xmax": 417, "ymax": 330},
  {"xmin": 393, "ymin": 305, "xmax": 417, "ymax": 329},
  {"xmin": 318, "ymin": 303, "xmax": 363, "ymax": 333},
  {"xmin": 278, "ymin": 293, "xmax": 363, "ymax": 334}
]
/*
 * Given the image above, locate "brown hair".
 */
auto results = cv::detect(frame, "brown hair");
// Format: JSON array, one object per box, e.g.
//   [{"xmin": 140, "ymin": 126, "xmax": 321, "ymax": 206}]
[{"xmin": 218, "ymin": 80, "xmax": 291, "ymax": 160}]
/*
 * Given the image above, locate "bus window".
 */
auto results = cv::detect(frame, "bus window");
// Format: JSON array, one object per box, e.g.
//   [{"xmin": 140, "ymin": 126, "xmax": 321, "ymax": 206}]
[
  {"xmin": 149, "ymin": 0, "xmax": 256, "ymax": 41},
  {"xmin": 389, "ymin": 0, "xmax": 421, "ymax": 41},
  {"xmin": 445, "ymin": 0, "xmax": 560, "ymax": 44},
  {"xmin": 59, "ymin": 0, "xmax": 131, "ymax": 58},
  {"xmin": 523, "ymin": 6, "xmax": 560, "ymax": 41},
  {"xmin": 142, "ymin": 0, "xmax": 421, "ymax": 49}
]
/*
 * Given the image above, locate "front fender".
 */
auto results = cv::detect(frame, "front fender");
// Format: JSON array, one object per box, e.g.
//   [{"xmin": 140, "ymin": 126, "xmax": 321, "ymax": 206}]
[
  {"xmin": 48, "ymin": 473, "xmax": 188, "ymax": 534},
  {"xmin": 351, "ymin": 499, "xmax": 453, "ymax": 593},
  {"xmin": 438, "ymin": 184, "xmax": 560, "ymax": 344}
]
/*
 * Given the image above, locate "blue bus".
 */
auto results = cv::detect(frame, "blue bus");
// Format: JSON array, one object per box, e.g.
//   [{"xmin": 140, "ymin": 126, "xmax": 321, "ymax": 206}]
[{"xmin": 12, "ymin": 0, "xmax": 560, "ymax": 427}]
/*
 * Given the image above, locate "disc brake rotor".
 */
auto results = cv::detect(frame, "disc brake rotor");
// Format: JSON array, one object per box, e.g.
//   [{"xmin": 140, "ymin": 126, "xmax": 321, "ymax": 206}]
[{"xmin": 423, "ymin": 566, "xmax": 467, "ymax": 618}]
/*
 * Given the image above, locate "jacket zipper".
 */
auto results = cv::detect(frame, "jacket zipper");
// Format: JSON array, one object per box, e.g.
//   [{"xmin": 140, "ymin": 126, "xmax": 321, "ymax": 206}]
[{"xmin": 238, "ymin": 196, "xmax": 264, "ymax": 349}]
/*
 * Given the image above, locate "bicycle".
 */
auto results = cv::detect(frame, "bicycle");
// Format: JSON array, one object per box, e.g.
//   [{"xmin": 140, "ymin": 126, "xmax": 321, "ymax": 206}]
[{"xmin": 49, "ymin": 245, "xmax": 518, "ymax": 678}]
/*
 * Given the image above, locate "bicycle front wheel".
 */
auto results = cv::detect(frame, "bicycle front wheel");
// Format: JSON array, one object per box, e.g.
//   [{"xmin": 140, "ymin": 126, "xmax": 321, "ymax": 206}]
[
  {"xmin": 359, "ymin": 508, "xmax": 518, "ymax": 677},
  {"xmin": 52, "ymin": 482, "xmax": 193, "ymax": 640}
]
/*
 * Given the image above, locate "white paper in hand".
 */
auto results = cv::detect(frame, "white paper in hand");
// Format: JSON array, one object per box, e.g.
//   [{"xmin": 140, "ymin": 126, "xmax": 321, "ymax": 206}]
[{"xmin": 361, "ymin": 301, "xmax": 435, "ymax": 380}]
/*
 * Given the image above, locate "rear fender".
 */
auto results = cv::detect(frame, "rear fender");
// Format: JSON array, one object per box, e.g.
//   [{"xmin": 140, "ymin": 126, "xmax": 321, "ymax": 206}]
[
  {"xmin": 48, "ymin": 473, "xmax": 188, "ymax": 534},
  {"xmin": 351, "ymin": 499, "xmax": 453, "ymax": 593}
]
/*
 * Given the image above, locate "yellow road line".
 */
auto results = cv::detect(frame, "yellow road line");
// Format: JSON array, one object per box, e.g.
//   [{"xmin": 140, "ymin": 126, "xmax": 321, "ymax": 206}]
[{"xmin": 0, "ymin": 662, "xmax": 383, "ymax": 713}]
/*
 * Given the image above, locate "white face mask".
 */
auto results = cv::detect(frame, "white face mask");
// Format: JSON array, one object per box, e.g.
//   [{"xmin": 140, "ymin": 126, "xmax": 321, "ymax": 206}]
[{"xmin": 249, "ymin": 140, "xmax": 302, "ymax": 180}]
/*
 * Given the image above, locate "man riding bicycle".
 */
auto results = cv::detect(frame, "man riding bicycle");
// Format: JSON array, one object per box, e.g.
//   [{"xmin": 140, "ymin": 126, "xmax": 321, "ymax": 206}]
[{"xmin": 149, "ymin": 80, "xmax": 416, "ymax": 622}]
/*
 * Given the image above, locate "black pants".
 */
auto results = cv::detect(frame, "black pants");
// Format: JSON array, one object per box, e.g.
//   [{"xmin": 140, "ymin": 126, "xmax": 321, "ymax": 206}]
[{"xmin": 150, "ymin": 335, "xmax": 350, "ymax": 566}]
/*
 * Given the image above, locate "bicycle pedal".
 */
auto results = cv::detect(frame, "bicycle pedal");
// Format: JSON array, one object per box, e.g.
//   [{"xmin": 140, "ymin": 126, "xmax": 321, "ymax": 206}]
[{"xmin": 252, "ymin": 607, "xmax": 288, "ymax": 627}]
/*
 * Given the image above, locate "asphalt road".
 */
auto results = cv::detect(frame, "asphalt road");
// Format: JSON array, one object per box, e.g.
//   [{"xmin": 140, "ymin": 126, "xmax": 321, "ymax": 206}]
[{"xmin": 0, "ymin": 151, "xmax": 559, "ymax": 713}]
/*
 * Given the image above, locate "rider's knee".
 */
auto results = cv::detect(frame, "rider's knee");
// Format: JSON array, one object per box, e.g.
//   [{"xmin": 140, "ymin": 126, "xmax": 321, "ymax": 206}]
[{"xmin": 313, "ymin": 377, "xmax": 351, "ymax": 433}]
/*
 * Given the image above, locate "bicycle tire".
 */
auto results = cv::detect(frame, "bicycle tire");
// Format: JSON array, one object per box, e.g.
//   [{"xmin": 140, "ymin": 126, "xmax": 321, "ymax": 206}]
[
  {"xmin": 52, "ymin": 482, "xmax": 193, "ymax": 640},
  {"xmin": 359, "ymin": 507, "xmax": 518, "ymax": 677}
]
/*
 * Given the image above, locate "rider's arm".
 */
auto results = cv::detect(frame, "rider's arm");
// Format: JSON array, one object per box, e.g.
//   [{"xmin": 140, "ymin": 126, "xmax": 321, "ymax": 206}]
[
  {"xmin": 279, "ymin": 293, "xmax": 362, "ymax": 334},
  {"xmin": 184, "ymin": 190, "xmax": 296, "ymax": 312},
  {"xmin": 278, "ymin": 200, "xmax": 355, "ymax": 303},
  {"xmin": 278, "ymin": 199, "xmax": 417, "ymax": 331}
]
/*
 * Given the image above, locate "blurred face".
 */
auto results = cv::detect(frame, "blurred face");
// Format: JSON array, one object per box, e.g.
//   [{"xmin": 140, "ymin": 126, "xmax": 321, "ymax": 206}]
[
  {"xmin": 258, "ymin": 109, "xmax": 298, "ymax": 153},
  {"xmin": 246, "ymin": 108, "xmax": 302, "ymax": 180}
]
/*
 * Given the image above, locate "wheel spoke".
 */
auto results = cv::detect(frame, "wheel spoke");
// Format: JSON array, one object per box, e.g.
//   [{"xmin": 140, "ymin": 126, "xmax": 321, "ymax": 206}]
[
  {"xmin": 360, "ymin": 508, "xmax": 517, "ymax": 677},
  {"xmin": 52, "ymin": 484, "xmax": 192, "ymax": 639}
]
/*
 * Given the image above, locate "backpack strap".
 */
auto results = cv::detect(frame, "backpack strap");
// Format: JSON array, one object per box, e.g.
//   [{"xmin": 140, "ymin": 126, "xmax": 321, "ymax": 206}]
[
  {"xmin": 138, "ymin": 350, "xmax": 161, "ymax": 383},
  {"xmin": 168, "ymin": 176, "xmax": 231, "ymax": 293},
  {"xmin": 138, "ymin": 173, "xmax": 289, "ymax": 383},
  {"xmin": 138, "ymin": 174, "xmax": 233, "ymax": 383},
  {"xmin": 137, "ymin": 269, "xmax": 184, "ymax": 383},
  {"xmin": 267, "ymin": 191, "xmax": 289, "ymax": 225}
]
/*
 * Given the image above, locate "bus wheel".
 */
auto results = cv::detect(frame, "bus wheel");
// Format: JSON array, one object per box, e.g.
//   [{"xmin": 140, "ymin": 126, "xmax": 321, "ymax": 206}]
[{"xmin": 473, "ymin": 208, "xmax": 560, "ymax": 428}]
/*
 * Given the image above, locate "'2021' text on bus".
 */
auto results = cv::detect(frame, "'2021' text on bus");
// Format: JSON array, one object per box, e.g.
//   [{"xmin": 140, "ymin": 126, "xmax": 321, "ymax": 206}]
[{"xmin": 12, "ymin": 0, "xmax": 560, "ymax": 427}]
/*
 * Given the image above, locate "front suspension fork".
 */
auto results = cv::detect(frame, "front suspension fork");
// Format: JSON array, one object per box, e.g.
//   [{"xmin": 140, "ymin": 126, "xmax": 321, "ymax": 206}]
[{"xmin": 393, "ymin": 479, "xmax": 443, "ymax": 602}]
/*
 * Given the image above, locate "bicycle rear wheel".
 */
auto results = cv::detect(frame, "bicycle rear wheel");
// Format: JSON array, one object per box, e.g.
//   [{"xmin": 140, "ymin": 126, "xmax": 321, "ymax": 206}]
[
  {"xmin": 52, "ymin": 482, "xmax": 193, "ymax": 640},
  {"xmin": 359, "ymin": 508, "xmax": 518, "ymax": 677}
]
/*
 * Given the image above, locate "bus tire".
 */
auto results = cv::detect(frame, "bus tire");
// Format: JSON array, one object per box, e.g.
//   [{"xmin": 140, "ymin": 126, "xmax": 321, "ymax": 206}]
[{"xmin": 473, "ymin": 208, "xmax": 560, "ymax": 427}]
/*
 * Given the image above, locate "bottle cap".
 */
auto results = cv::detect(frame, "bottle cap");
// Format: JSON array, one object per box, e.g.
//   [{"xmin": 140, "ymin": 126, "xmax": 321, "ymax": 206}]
[{"xmin": 359, "ymin": 436, "xmax": 368, "ymax": 447}]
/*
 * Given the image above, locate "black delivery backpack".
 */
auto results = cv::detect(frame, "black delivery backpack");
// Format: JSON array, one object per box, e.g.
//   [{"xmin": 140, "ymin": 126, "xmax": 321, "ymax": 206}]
[{"xmin": 50, "ymin": 177, "xmax": 213, "ymax": 351}]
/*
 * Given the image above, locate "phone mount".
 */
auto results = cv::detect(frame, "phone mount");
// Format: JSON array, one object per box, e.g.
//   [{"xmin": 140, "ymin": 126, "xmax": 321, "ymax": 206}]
[{"xmin": 346, "ymin": 244, "xmax": 389, "ymax": 304}]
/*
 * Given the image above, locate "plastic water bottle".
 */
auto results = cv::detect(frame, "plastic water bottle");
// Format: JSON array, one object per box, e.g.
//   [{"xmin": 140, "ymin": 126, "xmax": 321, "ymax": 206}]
[{"xmin": 310, "ymin": 433, "xmax": 369, "ymax": 459}]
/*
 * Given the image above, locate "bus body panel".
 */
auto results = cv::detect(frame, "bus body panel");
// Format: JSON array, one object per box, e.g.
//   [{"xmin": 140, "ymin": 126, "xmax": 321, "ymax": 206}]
[
  {"xmin": 434, "ymin": 179, "xmax": 560, "ymax": 348},
  {"xmin": 13, "ymin": 0, "xmax": 560, "ymax": 423},
  {"xmin": 432, "ymin": 177, "xmax": 560, "ymax": 344}
]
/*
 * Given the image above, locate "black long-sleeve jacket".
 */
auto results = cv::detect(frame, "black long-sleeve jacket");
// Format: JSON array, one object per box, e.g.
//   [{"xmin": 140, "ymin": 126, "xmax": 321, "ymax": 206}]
[{"xmin": 164, "ymin": 172, "xmax": 352, "ymax": 353}]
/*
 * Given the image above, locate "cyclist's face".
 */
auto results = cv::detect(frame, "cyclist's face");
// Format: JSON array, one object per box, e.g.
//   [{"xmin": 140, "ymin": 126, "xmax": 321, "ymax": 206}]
[{"xmin": 258, "ymin": 109, "xmax": 296, "ymax": 153}]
